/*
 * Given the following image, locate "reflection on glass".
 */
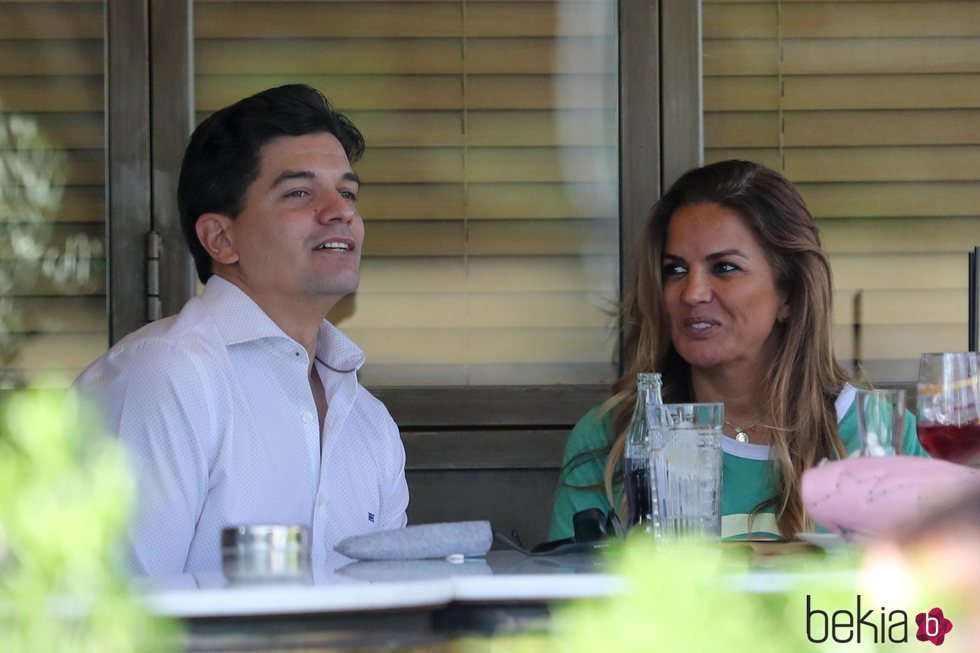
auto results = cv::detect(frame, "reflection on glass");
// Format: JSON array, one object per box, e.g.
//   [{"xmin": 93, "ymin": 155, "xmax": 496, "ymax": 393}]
[
  {"xmin": 0, "ymin": 3, "xmax": 107, "ymax": 387},
  {"xmin": 1, "ymin": 112, "xmax": 65, "ymax": 385},
  {"xmin": 1, "ymin": 110, "xmax": 105, "ymax": 388}
]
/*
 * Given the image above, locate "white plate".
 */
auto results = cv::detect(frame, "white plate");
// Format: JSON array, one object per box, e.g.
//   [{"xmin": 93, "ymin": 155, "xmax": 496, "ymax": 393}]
[{"xmin": 795, "ymin": 532, "xmax": 849, "ymax": 552}]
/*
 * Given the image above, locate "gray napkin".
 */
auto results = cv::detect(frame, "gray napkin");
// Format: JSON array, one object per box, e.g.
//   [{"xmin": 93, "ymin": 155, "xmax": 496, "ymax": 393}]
[{"xmin": 334, "ymin": 521, "xmax": 493, "ymax": 561}]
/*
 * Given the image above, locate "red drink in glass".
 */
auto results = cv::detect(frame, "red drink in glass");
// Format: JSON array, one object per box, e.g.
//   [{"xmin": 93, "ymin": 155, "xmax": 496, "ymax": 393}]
[
  {"xmin": 917, "ymin": 352, "xmax": 980, "ymax": 464},
  {"xmin": 917, "ymin": 422, "xmax": 980, "ymax": 464}
]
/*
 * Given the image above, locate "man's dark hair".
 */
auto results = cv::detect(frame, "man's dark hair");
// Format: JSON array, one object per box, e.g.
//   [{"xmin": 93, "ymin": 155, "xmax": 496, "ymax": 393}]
[{"xmin": 177, "ymin": 84, "xmax": 365, "ymax": 282}]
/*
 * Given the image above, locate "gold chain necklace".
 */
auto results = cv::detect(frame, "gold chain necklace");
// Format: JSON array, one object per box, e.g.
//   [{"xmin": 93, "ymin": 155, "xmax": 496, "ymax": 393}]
[{"xmin": 725, "ymin": 418, "xmax": 764, "ymax": 443}]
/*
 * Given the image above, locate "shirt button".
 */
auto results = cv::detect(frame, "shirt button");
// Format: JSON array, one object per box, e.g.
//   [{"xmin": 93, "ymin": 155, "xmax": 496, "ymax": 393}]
[
  {"xmin": 317, "ymin": 495, "xmax": 325, "ymax": 507},
  {"xmin": 302, "ymin": 412, "xmax": 314, "ymax": 424}
]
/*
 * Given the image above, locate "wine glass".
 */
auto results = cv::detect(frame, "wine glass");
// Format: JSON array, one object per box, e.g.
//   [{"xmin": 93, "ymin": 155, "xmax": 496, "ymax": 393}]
[{"xmin": 916, "ymin": 352, "xmax": 980, "ymax": 464}]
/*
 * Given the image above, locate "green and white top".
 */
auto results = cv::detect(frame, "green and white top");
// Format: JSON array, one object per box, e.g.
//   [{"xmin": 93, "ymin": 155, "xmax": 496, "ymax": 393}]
[{"xmin": 548, "ymin": 385, "xmax": 927, "ymax": 541}]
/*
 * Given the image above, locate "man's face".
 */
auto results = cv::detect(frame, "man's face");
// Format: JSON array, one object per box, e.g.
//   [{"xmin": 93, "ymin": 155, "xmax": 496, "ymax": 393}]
[{"xmin": 213, "ymin": 132, "xmax": 364, "ymax": 311}]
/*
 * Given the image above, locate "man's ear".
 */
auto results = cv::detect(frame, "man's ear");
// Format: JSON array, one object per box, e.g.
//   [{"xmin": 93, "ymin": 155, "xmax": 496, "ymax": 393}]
[{"xmin": 195, "ymin": 213, "xmax": 239, "ymax": 266}]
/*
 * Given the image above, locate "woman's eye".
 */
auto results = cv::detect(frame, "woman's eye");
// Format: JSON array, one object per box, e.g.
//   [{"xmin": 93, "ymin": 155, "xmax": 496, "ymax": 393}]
[
  {"xmin": 340, "ymin": 190, "xmax": 357, "ymax": 201},
  {"xmin": 714, "ymin": 261, "xmax": 740, "ymax": 274},
  {"xmin": 285, "ymin": 189, "xmax": 310, "ymax": 199},
  {"xmin": 662, "ymin": 263, "xmax": 686, "ymax": 277}
]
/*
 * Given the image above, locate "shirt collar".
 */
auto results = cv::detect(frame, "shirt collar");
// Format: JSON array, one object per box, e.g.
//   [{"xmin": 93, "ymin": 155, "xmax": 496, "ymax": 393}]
[
  {"xmin": 314, "ymin": 320, "xmax": 365, "ymax": 373},
  {"xmin": 835, "ymin": 383, "xmax": 857, "ymax": 423},
  {"xmin": 200, "ymin": 276, "xmax": 365, "ymax": 373}
]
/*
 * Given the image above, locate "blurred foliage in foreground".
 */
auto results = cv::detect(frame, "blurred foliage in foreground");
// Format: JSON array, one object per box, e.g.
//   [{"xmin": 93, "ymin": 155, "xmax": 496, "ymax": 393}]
[
  {"xmin": 467, "ymin": 536, "xmax": 961, "ymax": 653},
  {"xmin": 0, "ymin": 386, "xmax": 175, "ymax": 652}
]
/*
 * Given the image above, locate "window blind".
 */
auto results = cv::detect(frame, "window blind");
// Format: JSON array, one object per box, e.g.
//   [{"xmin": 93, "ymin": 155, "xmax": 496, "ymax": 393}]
[
  {"xmin": 703, "ymin": 0, "xmax": 980, "ymax": 381},
  {"xmin": 0, "ymin": 2, "xmax": 106, "ymax": 387},
  {"xmin": 195, "ymin": 0, "xmax": 620, "ymax": 386}
]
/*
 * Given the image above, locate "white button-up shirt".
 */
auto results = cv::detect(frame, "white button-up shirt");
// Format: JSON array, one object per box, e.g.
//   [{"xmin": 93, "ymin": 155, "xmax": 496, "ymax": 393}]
[{"xmin": 75, "ymin": 276, "xmax": 408, "ymax": 576}]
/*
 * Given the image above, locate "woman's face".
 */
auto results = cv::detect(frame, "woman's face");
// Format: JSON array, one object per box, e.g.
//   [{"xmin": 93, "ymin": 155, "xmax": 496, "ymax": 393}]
[{"xmin": 662, "ymin": 202, "xmax": 790, "ymax": 377}]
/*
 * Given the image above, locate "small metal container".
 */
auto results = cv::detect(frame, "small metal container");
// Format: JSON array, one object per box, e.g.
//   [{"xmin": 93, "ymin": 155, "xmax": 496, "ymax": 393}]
[{"xmin": 221, "ymin": 524, "xmax": 311, "ymax": 584}]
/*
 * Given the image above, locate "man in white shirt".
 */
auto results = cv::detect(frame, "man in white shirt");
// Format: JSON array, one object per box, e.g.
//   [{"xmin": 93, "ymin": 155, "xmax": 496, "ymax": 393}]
[{"xmin": 75, "ymin": 85, "xmax": 408, "ymax": 575}]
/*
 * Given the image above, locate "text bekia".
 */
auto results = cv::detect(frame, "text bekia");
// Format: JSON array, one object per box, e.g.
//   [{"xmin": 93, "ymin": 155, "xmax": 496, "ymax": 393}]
[{"xmin": 805, "ymin": 595, "xmax": 907, "ymax": 644}]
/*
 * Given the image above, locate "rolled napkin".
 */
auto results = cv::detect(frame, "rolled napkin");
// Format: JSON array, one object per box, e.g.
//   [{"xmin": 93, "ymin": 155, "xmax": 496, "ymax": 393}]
[
  {"xmin": 334, "ymin": 521, "xmax": 493, "ymax": 561},
  {"xmin": 802, "ymin": 456, "xmax": 980, "ymax": 540}
]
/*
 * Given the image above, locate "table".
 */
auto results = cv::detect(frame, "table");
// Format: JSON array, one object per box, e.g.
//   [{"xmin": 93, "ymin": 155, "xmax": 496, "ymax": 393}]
[
  {"xmin": 139, "ymin": 551, "xmax": 623, "ymax": 651},
  {"xmin": 140, "ymin": 542, "xmax": 852, "ymax": 651}
]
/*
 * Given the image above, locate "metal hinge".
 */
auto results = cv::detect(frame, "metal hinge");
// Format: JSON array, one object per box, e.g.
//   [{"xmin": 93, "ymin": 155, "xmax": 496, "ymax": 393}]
[{"xmin": 146, "ymin": 231, "xmax": 162, "ymax": 322}]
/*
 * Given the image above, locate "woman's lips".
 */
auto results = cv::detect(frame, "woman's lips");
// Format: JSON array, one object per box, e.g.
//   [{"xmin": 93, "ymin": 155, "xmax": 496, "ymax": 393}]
[{"xmin": 681, "ymin": 317, "xmax": 721, "ymax": 337}]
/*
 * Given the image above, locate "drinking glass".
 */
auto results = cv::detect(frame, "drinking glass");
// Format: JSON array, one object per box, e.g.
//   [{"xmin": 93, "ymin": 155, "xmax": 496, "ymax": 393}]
[
  {"xmin": 855, "ymin": 388, "xmax": 906, "ymax": 456},
  {"xmin": 650, "ymin": 403, "xmax": 724, "ymax": 539},
  {"xmin": 916, "ymin": 352, "xmax": 980, "ymax": 464}
]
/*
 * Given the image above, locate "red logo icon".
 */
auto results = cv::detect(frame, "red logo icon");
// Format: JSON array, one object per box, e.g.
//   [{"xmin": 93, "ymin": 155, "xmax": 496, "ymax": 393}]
[{"xmin": 916, "ymin": 607, "xmax": 953, "ymax": 646}]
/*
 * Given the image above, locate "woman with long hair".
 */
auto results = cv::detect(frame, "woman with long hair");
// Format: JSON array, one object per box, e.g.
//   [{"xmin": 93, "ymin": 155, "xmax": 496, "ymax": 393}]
[{"xmin": 550, "ymin": 159, "xmax": 925, "ymax": 540}]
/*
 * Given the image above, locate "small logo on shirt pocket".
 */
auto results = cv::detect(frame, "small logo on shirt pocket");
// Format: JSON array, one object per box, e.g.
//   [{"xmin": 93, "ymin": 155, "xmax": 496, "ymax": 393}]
[{"xmin": 367, "ymin": 512, "xmax": 375, "ymax": 523}]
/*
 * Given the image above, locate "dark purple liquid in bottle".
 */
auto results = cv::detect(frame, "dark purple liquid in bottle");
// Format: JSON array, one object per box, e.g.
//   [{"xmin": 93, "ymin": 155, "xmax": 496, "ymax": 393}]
[{"xmin": 624, "ymin": 456, "xmax": 653, "ymax": 528}]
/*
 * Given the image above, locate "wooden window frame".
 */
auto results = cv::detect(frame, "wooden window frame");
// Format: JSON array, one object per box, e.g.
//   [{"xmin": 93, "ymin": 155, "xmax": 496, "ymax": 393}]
[{"xmin": 106, "ymin": 0, "xmax": 194, "ymax": 343}]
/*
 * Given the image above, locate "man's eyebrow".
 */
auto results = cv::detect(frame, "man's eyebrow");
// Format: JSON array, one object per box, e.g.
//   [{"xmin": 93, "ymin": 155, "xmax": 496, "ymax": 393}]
[
  {"xmin": 269, "ymin": 170, "xmax": 361, "ymax": 189},
  {"xmin": 270, "ymin": 170, "xmax": 314, "ymax": 190}
]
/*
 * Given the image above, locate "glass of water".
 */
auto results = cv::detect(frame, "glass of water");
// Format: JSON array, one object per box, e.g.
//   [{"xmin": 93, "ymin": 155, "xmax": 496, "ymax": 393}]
[
  {"xmin": 650, "ymin": 403, "xmax": 724, "ymax": 539},
  {"xmin": 855, "ymin": 387, "xmax": 906, "ymax": 457}
]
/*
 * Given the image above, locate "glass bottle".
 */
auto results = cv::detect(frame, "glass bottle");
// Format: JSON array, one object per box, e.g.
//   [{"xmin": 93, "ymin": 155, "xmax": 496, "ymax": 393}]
[{"xmin": 624, "ymin": 372, "xmax": 664, "ymax": 533}]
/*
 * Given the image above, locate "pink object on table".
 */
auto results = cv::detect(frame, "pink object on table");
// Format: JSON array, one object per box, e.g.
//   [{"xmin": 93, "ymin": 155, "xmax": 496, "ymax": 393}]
[{"xmin": 801, "ymin": 456, "xmax": 980, "ymax": 539}]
